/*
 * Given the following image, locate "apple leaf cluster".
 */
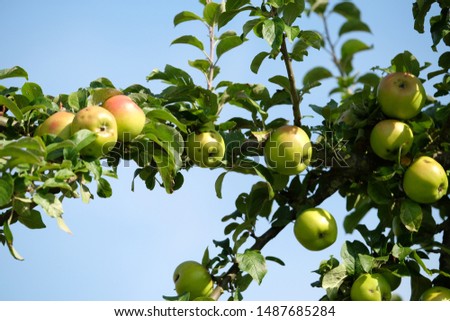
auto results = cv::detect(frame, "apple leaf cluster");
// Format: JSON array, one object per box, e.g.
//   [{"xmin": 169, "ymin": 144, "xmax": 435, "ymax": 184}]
[{"xmin": 1, "ymin": 0, "xmax": 450, "ymax": 301}]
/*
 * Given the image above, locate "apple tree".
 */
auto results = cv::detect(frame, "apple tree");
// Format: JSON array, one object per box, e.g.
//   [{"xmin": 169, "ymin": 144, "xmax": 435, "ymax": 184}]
[{"xmin": 1, "ymin": 0, "xmax": 450, "ymax": 301}]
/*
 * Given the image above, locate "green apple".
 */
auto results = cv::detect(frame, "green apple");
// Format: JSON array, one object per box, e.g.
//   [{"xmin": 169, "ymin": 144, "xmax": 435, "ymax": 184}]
[
  {"xmin": 350, "ymin": 273, "xmax": 392, "ymax": 301},
  {"xmin": 420, "ymin": 286, "xmax": 450, "ymax": 301},
  {"xmin": 186, "ymin": 131, "xmax": 225, "ymax": 168},
  {"xmin": 403, "ymin": 156, "xmax": 448, "ymax": 204},
  {"xmin": 293, "ymin": 208, "xmax": 337, "ymax": 251},
  {"xmin": 377, "ymin": 72, "xmax": 426, "ymax": 120},
  {"xmin": 264, "ymin": 125, "xmax": 312, "ymax": 175},
  {"xmin": 35, "ymin": 111, "xmax": 75, "ymax": 140},
  {"xmin": 102, "ymin": 95, "xmax": 146, "ymax": 142},
  {"xmin": 71, "ymin": 105, "xmax": 118, "ymax": 158},
  {"xmin": 369, "ymin": 119, "xmax": 414, "ymax": 161},
  {"xmin": 173, "ymin": 260, "xmax": 214, "ymax": 300}
]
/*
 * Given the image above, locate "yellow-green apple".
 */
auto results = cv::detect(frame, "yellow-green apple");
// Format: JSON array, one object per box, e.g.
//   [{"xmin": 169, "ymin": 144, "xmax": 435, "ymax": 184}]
[
  {"xmin": 293, "ymin": 208, "xmax": 337, "ymax": 251},
  {"xmin": 102, "ymin": 95, "xmax": 146, "ymax": 142},
  {"xmin": 420, "ymin": 286, "xmax": 450, "ymax": 301},
  {"xmin": 71, "ymin": 106, "xmax": 118, "ymax": 158},
  {"xmin": 173, "ymin": 260, "xmax": 213, "ymax": 300},
  {"xmin": 350, "ymin": 273, "xmax": 392, "ymax": 301},
  {"xmin": 264, "ymin": 125, "xmax": 312, "ymax": 175},
  {"xmin": 35, "ymin": 111, "xmax": 75, "ymax": 139},
  {"xmin": 403, "ymin": 156, "xmax": 448, "ymax": 204},
  {"xmin": 369, "ymin": 119, "xmax": 414, "ymax": 161},
  {"xmin": 186, "ymin": 131, "xmax": 225, "ymax": 168},
  {"xmin": 377, "ymin": 72, "xmax": 426, "ymax": 120}
]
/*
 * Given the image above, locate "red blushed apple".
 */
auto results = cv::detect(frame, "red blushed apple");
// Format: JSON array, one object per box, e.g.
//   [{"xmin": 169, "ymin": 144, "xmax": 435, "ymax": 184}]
[
  {"xmin": 35, "ymin": 111, "xmax": 75, "ymax": 139},
  {"xmin": 102, "ymin": 95, "xmax": 146, "ymax": 142}
]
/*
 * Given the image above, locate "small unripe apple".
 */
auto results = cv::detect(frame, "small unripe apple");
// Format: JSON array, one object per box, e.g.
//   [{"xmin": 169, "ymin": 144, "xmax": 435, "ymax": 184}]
[
  {"xmin": 293, "ymin": 208, "xmax": 337, "ymax": 251},
  {"xmin": 369, "ymin": 119, "xmax": 414, "ymax": 161},
  {"xmin": 173, "ymin": 261, "xmax": 213, "ymax": 300},
  {"xmin": 71, "ymin": 105, "xmax": 118, "ymax": 158},
  {"xmin": 35, "ymin": 111, "xmax": 75, "ymax": 140},
  {"xmin": 186, "ymin": 131, "xmax": 225, "ymax": 168},
  {"xmin": 377, "ymin": 72, "xmax": 426, "ymax": 120},
  {"xmin": 420, "ymin": 286, "xmax": 450, "ymax": 301},
  {"xmin": 102, "ymin": 95, "xmax": 146, "ymax": 142},
  {"xmin": 403, "ymin": 156, "xmax": 448, "ymax": 204},
  {"xmin": 350, "ymin": 273, "xmax": 392, "ymax": 301},
  {"xmin": 264, "ymin": 125, "xmax": 312, "ymax": 175}
]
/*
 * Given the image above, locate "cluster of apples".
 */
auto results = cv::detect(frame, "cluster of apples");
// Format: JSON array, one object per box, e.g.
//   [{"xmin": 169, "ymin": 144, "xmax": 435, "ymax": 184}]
[
  {"xmin": 35, "ymin": 95, "xmax": 146, "ymax": 158},
  {"xmin": 370, "ymin": 72, "xmax": 448, "ymax": 204}
]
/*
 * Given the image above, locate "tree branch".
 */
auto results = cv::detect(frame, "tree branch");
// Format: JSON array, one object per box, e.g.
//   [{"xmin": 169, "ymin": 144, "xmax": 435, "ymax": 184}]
[{"xmin": 280, "ymin": 35, "xmax": 302, "ymax": 127}]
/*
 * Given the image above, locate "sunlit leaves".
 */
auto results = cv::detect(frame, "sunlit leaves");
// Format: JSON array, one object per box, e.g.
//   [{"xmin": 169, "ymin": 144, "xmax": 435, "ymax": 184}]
[
  {"xmin": 171, "ymin": 35, "xmax": 205, "ymax": 51},
  {"xmin": 236, "ymin": 250, "xmax": 267, "ymax": 285},
  {"xmin": 0, "ymin": 66, "xmax": 28, "ymax": 80}
]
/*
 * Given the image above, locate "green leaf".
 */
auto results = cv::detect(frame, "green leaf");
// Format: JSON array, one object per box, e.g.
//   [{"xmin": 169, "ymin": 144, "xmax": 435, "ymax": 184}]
[
  {"xmin": 90, "ymin": 88, "xmax": 122, "ymax": 106},
  {"xmin": 332, "ymin": 2, "xmax": 361, "ymax": 19},
  {"xmin": 146, "ymin": 108, "xmax": 188, "ymax": 133},
  {"xmin": 68, "ymin": 89, "xmax": 88, "ymax": 111},
  {"xmin": 341, "ymin": 38, "xmax": 372, "ymax": 59},
  {"xmin": 303, "ymin": 66, "xmax": 333, "ymax": 86},
  {"xmin": 358, "ymin": 254, "xmax": 375, "ymax": 273},
  {"xmin": 80, "ymin": 184, "xmax": 92, "ymax": 204},
  {"xmin": 343, "ymin": 197, "xmax": 372, "ymax": 233},
  {"xmin": 269, "ymin": 75, "xmax": 291, "ymax": 92},
  {"xmin": 299, "ymin": 30, "xmax": 322, "ymax": 50},
  {"xmin": 97, "ymin": 178, "xmax": 112, "ymax": 198},
  {"xmin": 339, "ymin": 19, "xmax": 371, "ymax": 36},
  {"xmin": 340, "ymin": 240, "xmax": 370, "ymax": 276},
  {"xmin": 90, "ymin": 77, "xmax": 115, "ymax": 88},
  {"xmin": 250, "ymin": 52, "xmax": 270, "ymax": 74},
  {"xmin": 282, "ymin": 0, "xmax": 305, "ymax": 26},
  {"xmin": 391, "ymin": 243, "xmax": 413, "ymax": 261},
  {"xmin": 322, "ymin": 264, "xmax": 347, "ymax": 300},
  {"xmin": 400, "ymin": 199, "xmax": 422, "ymax": 232},
  {"xmin": 219, "ymin": 2, "xmax": 253, "ymax": 29},
  {"xmin": 18, "ymin": 209, "xmax": 46, "ymax": 229},
  {"xmin": 247, "ymin": 181, "xmax": 274, "ymax": 219},
  {"xmin": 21, "ymin": 82, "xmax": 43, "ymax": 102},
  {"xmin": 0, "ymin": 138, "xmax": 45, "ymax": 167},
  {"xmin": 215, "ymin": 171, "xmax": 228, "ymax": 199},
  {"xmin": 0, "ymin": 95, "xmax": 23, "ymax": 120},
  {"xmin": 32, "ymin": 191, "xmax": 64, "ymax": 219},
  {"xmin": 391, "ymin": 51, "xmax": 421, "ymax": 76},
  {"xmin": 412, "ymin": 0, "xmax": 434, "ymax": 33},
  {"xmin": 203, "ymin": 2, "xmax": 222, "ymax": 27},
  {"xmin": 173, "ymin": 11, "xmax": 203, "ymax": 26},
  {"xmin": 265, "ymin": 256, "xmax": 285, "ymax": 266},
  {"xmin": 262, "ymin": 18, "xmax": 285, "ymax": 51},
  {"xmin": 67, "ymin": 129, "xmax": 96, "ymax": 154},
  {"xmin": 225, "ymin": 0, "xmax": 251, "ymax": 11},
  {"xmin": 367, "ymin": 180, "xmax": 392, "ymax": 205},
  {"xmin": 171, "ymin": 35, "xmax": 205, "ymax": 51},
  {"xmin": 147, "ymin": 64, "xmax": 193, "ymax": 86},
  {"xmin": 340, "ymin": 39, "xmax": 372, "ymax": 74},
  {"xmin": 0, "ymin": 173, "xmax": 14, "ymax": 207},
  {"xmin": 216, "ymin": 35, "xmax": 245, "ymax": 59},
  {"xmin": 0, "ymin": 66, "xmax": 28, "ymax": 80},
  {"xmin": 236, "ymin": 250, "xmax": 267, "ymax": 285},
  {"xmin": 3, "ymin": 219, "xmax": 24, "ymax": 260}
]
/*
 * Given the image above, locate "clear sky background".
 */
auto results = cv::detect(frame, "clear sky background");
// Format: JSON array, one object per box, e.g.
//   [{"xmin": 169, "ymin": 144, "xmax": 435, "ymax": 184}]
[{"xmin": 0, "ymin": 0, "xmax": 444, "ymax": 300}]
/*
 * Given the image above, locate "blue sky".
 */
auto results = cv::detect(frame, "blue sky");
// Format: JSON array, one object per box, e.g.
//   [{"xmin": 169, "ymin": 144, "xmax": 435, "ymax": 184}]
[{"xmin": 0, "ymin": 0, "xmax": 443, "ymax": 300}]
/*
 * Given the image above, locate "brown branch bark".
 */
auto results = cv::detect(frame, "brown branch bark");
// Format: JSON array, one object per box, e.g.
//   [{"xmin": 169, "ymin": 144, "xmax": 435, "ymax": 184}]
[{"xmin": 280, "ymin": 35, "xmax": 302, "ymax": 127}]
